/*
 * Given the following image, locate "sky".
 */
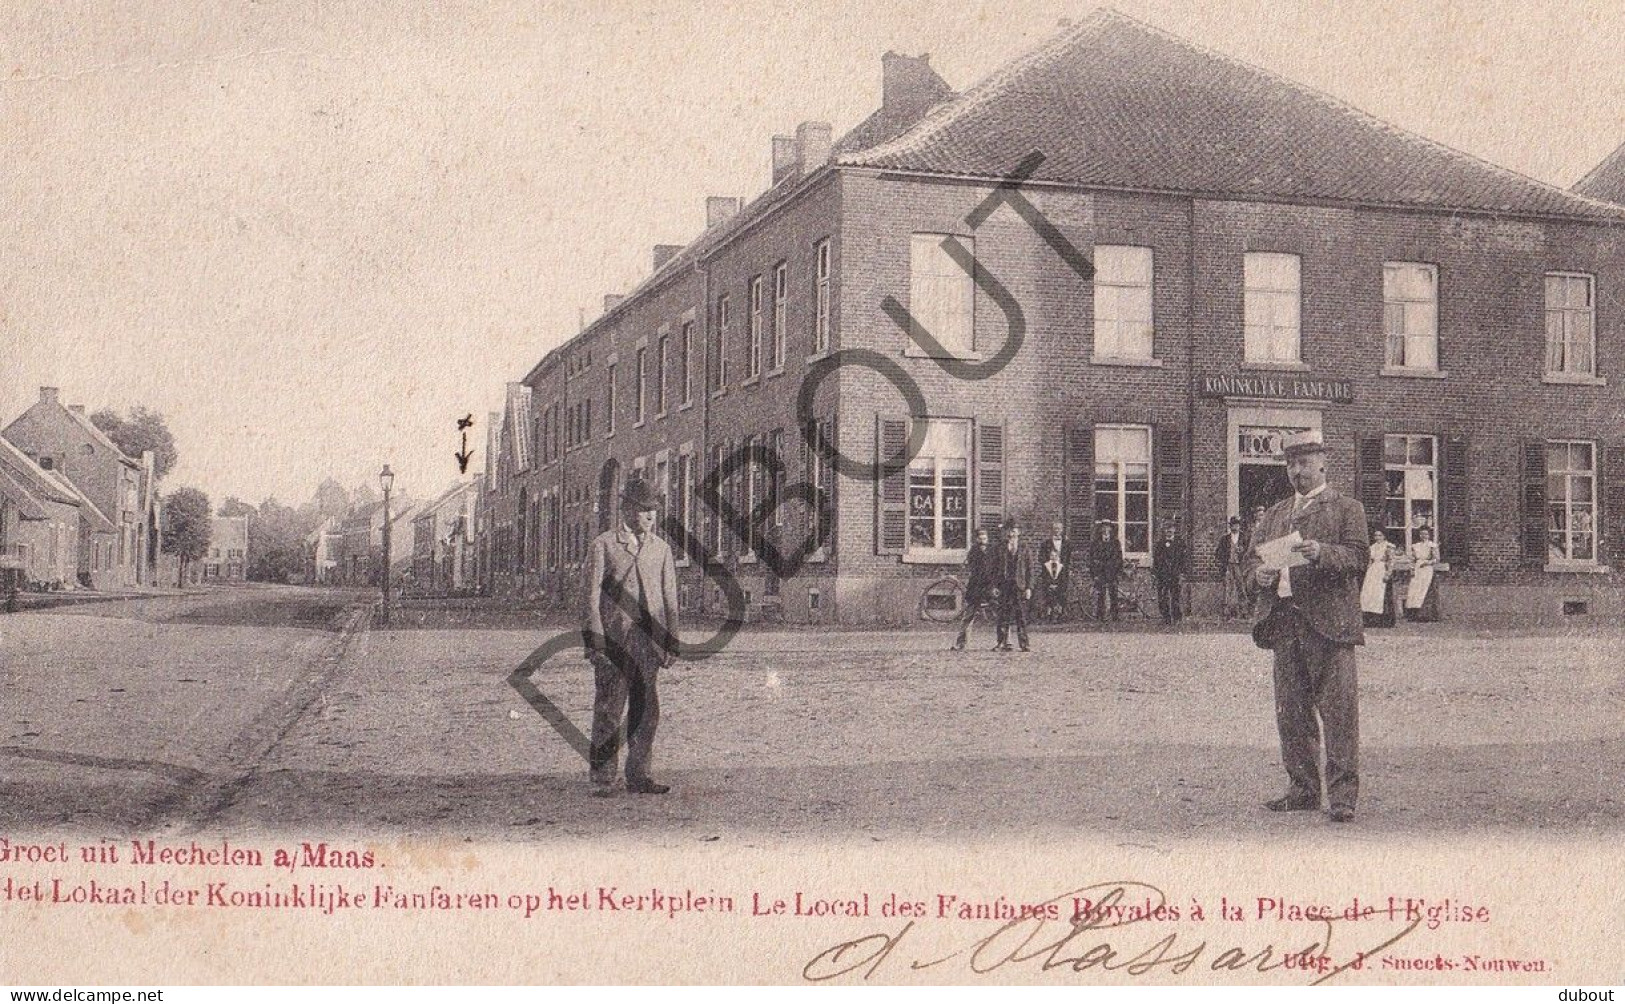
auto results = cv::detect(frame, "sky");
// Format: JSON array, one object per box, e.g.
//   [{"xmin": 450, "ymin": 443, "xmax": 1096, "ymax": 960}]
[{"xmin": 2, "ymin": 0, "xmax": 1622, "ymax": 506}]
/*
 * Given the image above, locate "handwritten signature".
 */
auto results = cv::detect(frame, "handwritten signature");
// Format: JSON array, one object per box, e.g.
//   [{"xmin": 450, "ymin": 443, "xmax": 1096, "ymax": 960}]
[{"xmin": 802, "ymin": 882, "xmax": 1422, "ymax": 985}]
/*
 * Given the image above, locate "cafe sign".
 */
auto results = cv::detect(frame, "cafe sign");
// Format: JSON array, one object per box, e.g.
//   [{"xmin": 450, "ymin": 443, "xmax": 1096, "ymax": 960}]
[{"xmin": 1199, "ymin": 373, "xmax": 1354, "ymax": 404}]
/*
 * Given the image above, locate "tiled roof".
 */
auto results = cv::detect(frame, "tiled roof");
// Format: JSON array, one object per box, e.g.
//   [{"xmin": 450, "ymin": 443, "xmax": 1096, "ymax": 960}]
[
  {"xmin": 0, "ymin": 436, "xmax": 79, "ymax": 508},
  {"xmin": 839, "ymin": 9, "xmax": 1625, "ymax": 221},
  {"xmin": 0, "ymin": 464, "xmax": 51, "ymax": 520},
  {"xmin": 63, "ymin": 406, "xmax": 141, "ymax": 468},
  {"xmin": 1574, "ymin": 141, "xmax": 1625, "ymax": 205},
  {"xmin": 39, "ymin": 467, "xmax": 117, "ymax": 532}
]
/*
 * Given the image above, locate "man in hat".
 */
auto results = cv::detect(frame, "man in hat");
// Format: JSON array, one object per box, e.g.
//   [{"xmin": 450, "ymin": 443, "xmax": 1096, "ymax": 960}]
[
  {"xmin": 951, "ymin": 526, "xmax": 995, "ymax": 651},
  {"xmin": 1244, "ymin": 429, "xmax": 1369, "ymax": 823},
  {"xmin": 1215, "ymin": 516, "xmax": 1249, "ymax": 619},
  {"xmin": 582, "ymin": 477, "xmax": 681, "ymax": 796},
  {"xmin": 990, "ymin": 519, "xmax": 1033, "ymax": 652},
  {"xmin": 1087, "ymin": 520, "xmax": 1125, "ymax": 621}
]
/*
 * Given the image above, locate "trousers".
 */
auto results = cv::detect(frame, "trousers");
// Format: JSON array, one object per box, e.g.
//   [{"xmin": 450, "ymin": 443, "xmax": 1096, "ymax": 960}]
[
  {"xmin": 1270, "ymin": 609, "xmax": 1360, "ymax": 810},
  {"xmin": 589, "ymin": 627, "xmax": 661, "ymax": 784},
  {"xmin": 1156, "ymin": 575, "xmax": 1182, "ymax": 622},
  {"xmin": 995, "ymin": 588, "xmax": 1028, "ymax": 649}
]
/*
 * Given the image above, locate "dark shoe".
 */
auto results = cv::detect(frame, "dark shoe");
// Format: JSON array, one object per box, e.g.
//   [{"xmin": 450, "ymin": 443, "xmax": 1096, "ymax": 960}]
[
  {"xmin": 1264, "ymin": 794, "xmax": 1319, "ymax": 812},
  {"xmin": 1019, "ymin": 645, "xmax": 1030, "ymax": 652},
  {"xmin": 950, "ymin": 641, "xmax": 965, "ymax": 652},
  {"xmin": 1327, "ymin": 806, "xmax": 1356, "ymax": 823},
  {"xmin": 626, "ymin": 779, "xmax": 671, "ymax": 795}
]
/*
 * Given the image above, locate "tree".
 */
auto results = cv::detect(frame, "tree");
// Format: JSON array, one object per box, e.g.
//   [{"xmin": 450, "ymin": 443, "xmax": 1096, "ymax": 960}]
[
  {"xmin": 311, "ymin": 479, "xmax": 350, "ymax": 522},
  {"xmin": 246, "ymin": 498, "xmax": 316, "ymax": 583},
  {"xmin": 90, "ymin": 406, "xmax": 179, "ymax": 481},
  {"xmin": 162, "ymin": 487, "xmax": 212, "ymax": 584},
  {"xmin": 218, "ymin": 497, "xmax": 255, "ymax": 518}
]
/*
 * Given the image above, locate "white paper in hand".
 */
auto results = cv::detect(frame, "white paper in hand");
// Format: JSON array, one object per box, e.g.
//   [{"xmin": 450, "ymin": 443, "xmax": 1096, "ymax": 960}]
[{"xmin": 1256, "ymin": 531, "xmax": 1311, "ymax": 571}]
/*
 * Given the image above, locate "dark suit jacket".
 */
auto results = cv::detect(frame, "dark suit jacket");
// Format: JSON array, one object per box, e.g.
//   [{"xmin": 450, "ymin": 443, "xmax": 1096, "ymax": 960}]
[
  {"xmin": 1037, "ymin": 537, "xmax": 1073, "ymax": 571},
  {"xmin": 990, "ymin": 542, "xmax": 1033, "ymax": 592},
  {"xmin": 963, "ymin": 543, "xmax": 994, "ymax": 605},
  {"xmin": 1152, "ymin": 537, "xmax": 1188, "ymax": 581},
  {"xmin": 1243, "ymin": 487, "xmax": 1368, "ymax": 649},
  {"xmin": 1087, "ymin": 535, "xmax": 1124, "ymax": 582},
  {"xmin": 1214, "ymin": 530, "xmax": 1245, "ymax": 567}
]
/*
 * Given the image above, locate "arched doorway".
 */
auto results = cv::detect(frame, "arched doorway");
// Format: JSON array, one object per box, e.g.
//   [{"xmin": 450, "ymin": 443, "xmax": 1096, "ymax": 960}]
[{"xmin": 598, "ymin": 459, "xmax": 621, "ymax": 533}]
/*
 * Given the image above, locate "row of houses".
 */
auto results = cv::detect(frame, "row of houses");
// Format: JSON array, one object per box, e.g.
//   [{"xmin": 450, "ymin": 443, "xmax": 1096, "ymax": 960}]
[
  {"xmin": 468, "ymin": 10, "xmax": 1625, "ymax": 623},
  {"xmin": 303, "ymin": 481, "xmax": 479, "ymax": 595},
  {"xmin": 0, "ymin": 387, "xmax": 162, "ymax": 592}
]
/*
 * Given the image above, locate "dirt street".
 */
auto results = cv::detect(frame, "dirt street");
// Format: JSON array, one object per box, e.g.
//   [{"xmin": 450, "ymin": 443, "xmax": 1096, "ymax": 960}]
[{"xmin": 4, "ymin": 586, "xmax": 1621, "ymax": 846}]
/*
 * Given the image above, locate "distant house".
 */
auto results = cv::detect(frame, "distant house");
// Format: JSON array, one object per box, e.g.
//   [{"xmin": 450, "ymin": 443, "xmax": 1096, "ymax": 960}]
[
  {"xmin": 305, "ymin": 516, "xmax": 343, "ymax": 584},
  {"xmin": 3, "ymin": 387, "xmax": 160, "ymax": 588},
  {"xmin": 0, "ymin": 435, "xmax": 117, "ymax": 588},
  {"xmin": 411, "ymin": 481, "xmax": 478, "ymax": 595},
  {"xmin": 334, "ymin": 495, "xmax": 418, "ymax": 587},
  {"xmin": 202, "ymin": 516, "xmax": 249, "ymax": 582}
]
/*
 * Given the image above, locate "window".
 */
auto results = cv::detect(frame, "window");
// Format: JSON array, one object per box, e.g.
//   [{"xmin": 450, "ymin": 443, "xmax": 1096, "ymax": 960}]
[
  {"xmin": 742, "ymin": 435, "xmax": 762, "ymax": 557},
  {"xmin": 1547, "ymin": 441, "xmax": 1596, "ymax": 562},
  {"xmin": 654, "ymin": 335, "xmax": 668, "ymax": 415},
  {"xmin": 909, "ymin": 234, "xmax": 975, "ymax": 356},
  {"xmin": 771, "ymin": 263, "xmax": 787, "ymax": 372},
  {"xmin": 807, "ymin": 418, "xmax": 834, "ymax": 553},
  {"xmin": 714, "ymin": 296, "xmax": 731, "ymax": 392},
  {"xmin": 583, "ymin": 398, "xmax": 592, "ymax": 441},
  {"xmin": 1384, "ymin": 263, "xmax": 1438, "ymax": 370},
  {"xmin": 770, "ymin": 428, "xmax": 784, "ymax": 527},
  {"xmin": 1093, "ymin": 245, "xmax": 1154, "ymax": 359},
  {"xmin": 606, "ymin": 364, "xmax": 616, "ymax": 434},
  {"xmin": 38, "ymin": 456, "xmax": 53, "ymax": 471},
  {"xmin": 676, "ymin": 451, "xmax": 695, "ymax": 550},
  {"xmin": 1244, "ymin": 252, "xmax": 1301, "ymax": 363},
  {"xmin": 1383, "ymin": 434, "xmax": 1437, "ymax": 547},
  {"xmin": 679, "ymin": 322, "xmax": 693, "ymax": 406},
  {"xmin": 906, "ymin": 419, "xmax": 971, "ymax": 556},
  {"xmin": 634, "ymin": 347, "xmax": 647, "ymax": 424},
  {"xmin": 709, "ymin": 444, "xmax": 727, "ymax": 554},
  {"xmin": 747, "ymin": 276, "xmax": 764, "ymax": 379},
  {"xmin": 1094, "ymin": 425, "xmax": 1152, "ymax": 559},
  {"xmin": 1545, "ymin": 273, "xmax": 1595, "ymax": 377},
  {"xmin": 814, "ymin": 239, "xmax": 831, "ymax": 355}
]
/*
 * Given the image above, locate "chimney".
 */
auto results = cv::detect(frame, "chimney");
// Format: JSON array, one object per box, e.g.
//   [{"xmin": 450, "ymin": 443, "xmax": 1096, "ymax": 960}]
[
  {"xmin": 881, "ymin": 51, "xmax": 952, "ymax": 118},
  {"xmin": 796, "ymin": 121, "xmax": 833, "ymax": 173},
  {"xmin": 603, "ymin": 293, "xmax": 625, "ymax": 313},
  {"xmin": 39, "ymin": 387, "xmax": 59, "ymax": 405},
  {"xmin": 68, "ymin": 404, "xmax": 85, "ymax": 415},
  {"xmin": 652, "ymin": 244, "xmax": 683, "ymax": 271},
  {"xmin": 772, "ymin": 135, "xmax": 798, "ymax": 184},
  {"xmin": 706, "ymin": 195, "xmax": 743, "ymax": 229}
]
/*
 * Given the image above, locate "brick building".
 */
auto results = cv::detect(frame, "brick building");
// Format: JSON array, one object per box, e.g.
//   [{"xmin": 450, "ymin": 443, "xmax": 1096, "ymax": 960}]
[
  {"xmin": 3, "ymin": 387, "xmax": 160, "ymax": 588},
  {"xmin": 201, "ymin": 516, "xmax": 249, "ymax": 582},
  {"xmin": 480, "ymin": 11, "xmax": 1625, "ymax": 624},
  {"xmin": 0, "ymin": 435, "xmax": 112, "ymax": 589},
  {"xmin": 410, "ymin": 481, "xmax": 477, "ymax": 595}
]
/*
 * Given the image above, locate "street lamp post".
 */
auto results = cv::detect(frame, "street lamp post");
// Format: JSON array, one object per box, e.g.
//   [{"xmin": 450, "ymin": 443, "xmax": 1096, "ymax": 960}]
[{"xmin": 379, "ymin": 464, "xmax": 394, "ymax": 625}]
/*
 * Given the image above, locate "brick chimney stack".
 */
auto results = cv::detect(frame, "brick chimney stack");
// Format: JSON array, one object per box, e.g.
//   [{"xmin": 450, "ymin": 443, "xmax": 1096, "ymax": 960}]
[
  {"xmin": 603, "ymin": 294, "xmax": 626, "ymax": 313},
  {"xmin": 653, "ymin": 244, "xmax": 684, "ymax": 271},
  {"xmin": 796, "ymin": 121, "xmax": 833, "ymax": 173},
  {"xmin": 881, "ymin": 51, "xmax": 952, "ymax": 121},
  {"xmin": 39, "ymin": 387, "xmax": 59, "ymax": 405},
  {"xmin": 772, "ymin": 135, "xmax": 798, "ymax": 184},
  {"xmin": 706, "ymin": 196, "xmax": 743, "ymax": 229}
]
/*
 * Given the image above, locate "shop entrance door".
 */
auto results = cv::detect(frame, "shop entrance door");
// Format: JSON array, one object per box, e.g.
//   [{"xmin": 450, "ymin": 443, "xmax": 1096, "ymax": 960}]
[{"xmin": 1240, "ymin": 461, "xmax": 1293, "ymax": 518}]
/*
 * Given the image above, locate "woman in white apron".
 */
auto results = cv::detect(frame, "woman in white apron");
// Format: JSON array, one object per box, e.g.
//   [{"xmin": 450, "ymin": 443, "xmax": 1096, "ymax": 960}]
[
  {"xmin": 1404, "ymin": 526, "xmax": 1442, "ymax": 622},
  {"xmin": 1361, "ymin": 528, "xmax": 1397, "ymax": 627}
]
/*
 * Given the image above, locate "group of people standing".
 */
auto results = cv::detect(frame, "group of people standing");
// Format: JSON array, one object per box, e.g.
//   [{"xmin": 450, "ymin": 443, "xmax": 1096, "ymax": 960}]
[
  {"xmin": 1360, "ymin": 525, "xmax": 1443, "ymax": 626},
  {"xmin": 951, "ymin": 517, "xmax": 1195, "ymax": 652}
]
